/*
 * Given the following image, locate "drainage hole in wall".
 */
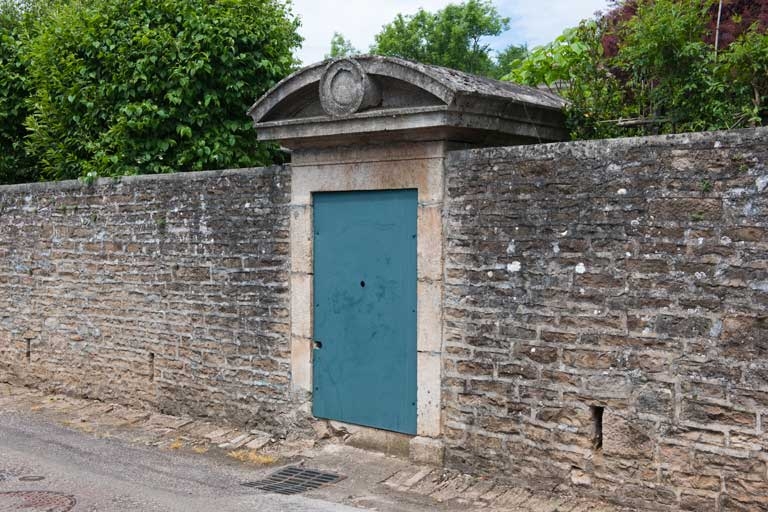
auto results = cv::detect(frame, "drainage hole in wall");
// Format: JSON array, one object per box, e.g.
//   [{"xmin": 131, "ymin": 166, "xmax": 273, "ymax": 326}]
[
  {"xmin": 591, "ymin": 405, "xmax": 604, "ymax": 451},
  {"xmin": 149, "ymin": 352, "xmax": 155, "ymax": 382},
  {"xmin": 26, "ymin": 340, "xmax": 31, "ymax": 363}
]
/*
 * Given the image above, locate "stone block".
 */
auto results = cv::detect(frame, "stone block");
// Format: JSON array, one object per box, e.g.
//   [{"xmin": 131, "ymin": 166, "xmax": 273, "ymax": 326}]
[
  {"xmin": 722, "ymin": 315, "xmax": 768, "ymax": 360},
  {"xmin": 410, "ymin": 436, "xmax": 444, "ymax": 465},
  {"xmin": 417, "ymin": 352, "xmax": 441, "ymax": 437},
  {"xmin": 417, "ymin": 280, "xmax": 442, "ymax": 353},
  {"xmin": 341, "ymin": 421, "xmax": 411, "ymax": 457},
  {"xmin": 497, "ymin": 362, "xmax": 537, "ymax": 380},
  {"xmin": 289, "ymin": 205, "xmax": 312, "ymax": 273},
  {"xmin": 293, "ymin": 141, "xmax": 448, "ymax": 167},
  {"xmin": 291, "ymin": 157, "xmax": 444, "ymax": 206},
  {"xmin": 681, "ymin": 400, "xmax": 755, "ymax": 430},
  {"xmin": 602, "ymin": 410, "xmax": 654, "ymax": 460},
  {"xmin": 562, "ymin": 349, "xmax": 617, "ymax": 370},
  {"xmin": 290, "ymin": 336, "xmax": 312, "ymax": 392},
  {"xmin": 656, "ymin": 315, "xmax": 712, "ymax": 339},
  {"xmin": 290, "ymin": 272, "xmax": 312, "ymax": 338},
  {"xmin": 649, "ymin": 197, "xmax": 723, "ymax": 221},
  {"xmin": 417, "ymin": 205, "xmax": 443, "ymax": 281}
]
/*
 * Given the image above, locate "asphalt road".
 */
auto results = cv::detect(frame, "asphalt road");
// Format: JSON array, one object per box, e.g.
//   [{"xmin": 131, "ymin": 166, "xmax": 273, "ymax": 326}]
[{"xmin": 0, "ymin": 410, "xmax": 365, "ymax": 512}]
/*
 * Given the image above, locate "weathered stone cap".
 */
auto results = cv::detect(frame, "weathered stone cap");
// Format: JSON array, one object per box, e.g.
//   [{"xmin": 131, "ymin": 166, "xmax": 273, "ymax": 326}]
[
  {"xmin": 389, "ymin": 57, "xmax": 566, "ymax": 109},
  {"xmin": 248, "ymin": 55, "xmax": 568, "ymax": 149}
]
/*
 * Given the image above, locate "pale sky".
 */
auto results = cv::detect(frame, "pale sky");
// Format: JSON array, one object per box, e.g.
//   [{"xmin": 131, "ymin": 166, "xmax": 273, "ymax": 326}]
[{"xmin": 290, "ymin": 0, "xmax": 613, "ymax": 66}]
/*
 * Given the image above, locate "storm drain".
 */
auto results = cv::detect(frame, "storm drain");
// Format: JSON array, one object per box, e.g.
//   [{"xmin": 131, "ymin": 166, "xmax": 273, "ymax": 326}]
[{"xmin": 241, "ymin": 466, "xmax": 344, "ymax": 495}]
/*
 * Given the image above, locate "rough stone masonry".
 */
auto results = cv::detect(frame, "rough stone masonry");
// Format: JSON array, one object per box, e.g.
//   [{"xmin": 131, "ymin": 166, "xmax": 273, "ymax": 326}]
[
  {"xmin": 1, "ymin": 125, "xmax": 767, "ymax": 511},
  {"xmin": 0, "ymin": 167, "xmax": 300, "ymax": 431},
  {"xmin": 442, "ymin": 127, "xmax": 768, "ymax": 511}
]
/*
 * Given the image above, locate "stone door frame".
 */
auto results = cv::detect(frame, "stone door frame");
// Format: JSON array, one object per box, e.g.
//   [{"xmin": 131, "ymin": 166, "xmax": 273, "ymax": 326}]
[{"xmin": 288, "ymin": 141, "xmax": 445, "ymax": 440}]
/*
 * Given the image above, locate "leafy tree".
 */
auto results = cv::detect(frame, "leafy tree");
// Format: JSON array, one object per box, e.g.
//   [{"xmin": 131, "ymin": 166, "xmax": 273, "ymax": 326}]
[
  {"xmin": 507, "ymin": 0, "xmax": 768, "ymax": 139},
  {"xmin": 371, "ymin": 0, "xmax": 511, "ymax": 77},
  {"xmin": 0, "ymin": 0, "xmax": 46, "ymax": 184},
  {"xmin": 492, "ymin": 43, "xmax": 528, "ymax": 79},
  {"xmin": 372, "ymin": 10, "xmax": 433, "ymax": 64},
  {"xmin": 326, "ymin": 32, "xmax": 359, "ymax": 59},
  {"xmin": 507, "ymin": 21, "xmax": 628, "ymax": 139},
  {"xmin": 719, "ymin": 24, "xmax": 768, "ymax": 126},
  {"xmin": 616, "ymin": 0, "xmax": 717, "ymax": 129},
  {"xmin": 23, "ymin": 0, "xmax": 301, "ymax": 181}
]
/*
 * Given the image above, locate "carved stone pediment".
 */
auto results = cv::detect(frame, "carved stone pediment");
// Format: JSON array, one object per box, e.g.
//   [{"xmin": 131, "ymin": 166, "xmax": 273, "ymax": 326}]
[
  {"xmin": 319, "ymin": 59, "xmax": 381, "ymax": 116},
  {"xmin": 247, "ymin": 56, "xmax": 568, "ymax": 149}
]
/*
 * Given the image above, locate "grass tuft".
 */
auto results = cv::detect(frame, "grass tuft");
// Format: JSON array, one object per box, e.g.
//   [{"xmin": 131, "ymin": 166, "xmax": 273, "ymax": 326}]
[{"xmin": 227, "ymin": 449, "xmax": 276, "ymax": 465}]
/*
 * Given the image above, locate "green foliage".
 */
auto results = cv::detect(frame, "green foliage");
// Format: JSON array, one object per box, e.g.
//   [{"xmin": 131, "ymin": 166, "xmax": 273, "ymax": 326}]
[
  {"xmin": 372, "ymin": 11, "xmax": 432, "ymax": 63},
  {"xmin": 506, "ymin": 0, "xmax": 768, "ymax": 139},
  {"xmin": 326, "ymin": 32, "xmax": 358, "ymax": 59},
  {"xmin": 617, "ymin": 0, "xmax": 715, "ymax": 129},
  {"xmin": 371, "ymin": 0, "xmax": 511, "ymax": 77},
  {"xmin": 717, "ymin": 24, "xmax": 768, "ymax": 127},
  {"xmin": 506, "ymin": 21, "xmax": 628, "ymax": 139},
  {"xmin": 492, "ymin": 43, "xmax": 527, "ymax": 79},
  {"xmin": 0, "ymin": 0, "xmax": 44, "ymax": 184},
  {"xmin": 23, "ymin": 0, "xmax": 301, "ymax": 181}
]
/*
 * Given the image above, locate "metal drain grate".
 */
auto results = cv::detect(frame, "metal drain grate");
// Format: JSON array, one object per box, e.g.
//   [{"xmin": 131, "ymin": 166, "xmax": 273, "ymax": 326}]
[{"xmin": 241, "ymin": 466, "xmax": 344, "ymax": 495}]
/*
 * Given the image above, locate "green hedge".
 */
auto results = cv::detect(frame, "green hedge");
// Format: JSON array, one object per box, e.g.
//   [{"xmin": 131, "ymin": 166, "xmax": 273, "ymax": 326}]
[{"xmin": 15, "ymin": 0, "xmax": 301, "ymax": 182}]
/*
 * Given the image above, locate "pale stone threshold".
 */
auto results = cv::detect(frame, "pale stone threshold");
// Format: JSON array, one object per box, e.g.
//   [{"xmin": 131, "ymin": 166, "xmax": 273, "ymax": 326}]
[{"xmin": 313, "ymin": 419, "xmax": 445, "ymax": 465}]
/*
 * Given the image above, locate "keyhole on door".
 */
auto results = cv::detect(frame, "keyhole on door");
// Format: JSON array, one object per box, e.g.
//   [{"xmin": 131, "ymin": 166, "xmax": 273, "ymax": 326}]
[
  {"xmin": 314, "ymin": 341, "xmax": 323, "ymax": 349},
  {"xmin": 360, "ymin": 280, "xmax": 366, "ymax": 288}
]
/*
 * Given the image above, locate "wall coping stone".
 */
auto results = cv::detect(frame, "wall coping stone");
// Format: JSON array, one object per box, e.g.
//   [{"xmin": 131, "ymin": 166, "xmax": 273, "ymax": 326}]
[
  {"xmin": 447, "ymin": 126, "xmax": 768, "ymax": 165},
  {"xmin": 0, "ymin": 165, "xmax": 287, "ymax": 194}
]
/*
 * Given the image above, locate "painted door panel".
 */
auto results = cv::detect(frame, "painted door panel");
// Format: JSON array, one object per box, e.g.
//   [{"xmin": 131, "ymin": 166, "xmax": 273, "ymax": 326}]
[{"xmin": 312, "ymin": 189, "xmax": 417, "ymax": 435}]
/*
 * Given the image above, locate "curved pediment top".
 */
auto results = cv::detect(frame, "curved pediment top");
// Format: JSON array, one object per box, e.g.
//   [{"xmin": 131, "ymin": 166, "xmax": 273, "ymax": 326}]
[
  {"xmin": 247, "ymin": 55, "xmax": 566, "ymax": 125},
  {"xmin": 247, "ymin": 56, "xmax": 454, "ymax": 124}
]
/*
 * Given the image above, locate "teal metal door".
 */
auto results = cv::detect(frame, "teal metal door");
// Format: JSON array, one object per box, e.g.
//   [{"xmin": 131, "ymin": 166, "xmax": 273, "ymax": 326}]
[{"xmin": 313, "ymin": 189, "xmax": 417, "ymax": 435}]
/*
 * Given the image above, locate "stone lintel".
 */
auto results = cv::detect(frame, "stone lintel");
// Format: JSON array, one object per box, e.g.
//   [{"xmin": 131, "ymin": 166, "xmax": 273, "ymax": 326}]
[{"xmin": 255, "ymin": 108, "xmax": 566, "ymax": 150}]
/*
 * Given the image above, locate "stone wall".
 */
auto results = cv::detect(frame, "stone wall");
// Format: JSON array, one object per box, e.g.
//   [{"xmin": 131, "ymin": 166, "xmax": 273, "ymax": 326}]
[
  {"xmin": 0, "ymin": 167, "xmax": 298, "ymax": 431},
  {"xmin": 443, "ymin": 128, "xmax": 768, "ymax": 511},
  {"xmin": 2, "ymin": 123, "xmax": 767, "ymax": 509}
]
